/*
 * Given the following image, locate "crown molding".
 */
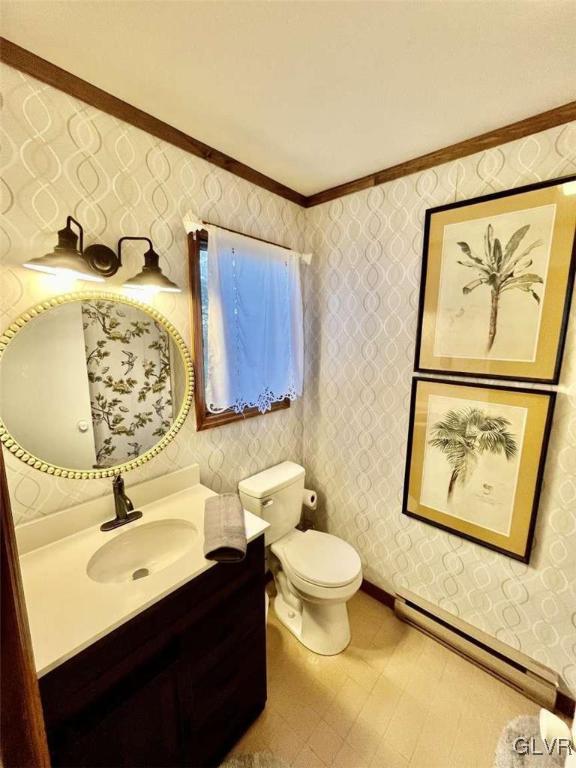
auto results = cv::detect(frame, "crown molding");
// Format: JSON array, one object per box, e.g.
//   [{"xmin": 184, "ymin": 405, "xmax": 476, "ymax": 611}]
[
  {"xmin": 306, "ymin": 100, "xmax": 576, "ymax": 207},
  {"xmin": 0, "ymin": 38, "xmax": 306, "ymax": 207},
  {"xmin": 2, "ymin": 38, "xmax": 575, "ymax": 210}
]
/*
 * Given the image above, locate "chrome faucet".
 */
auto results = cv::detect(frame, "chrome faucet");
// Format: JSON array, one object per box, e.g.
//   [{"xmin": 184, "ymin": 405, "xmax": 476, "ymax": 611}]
[{"xmin": 100, "ymin": 475, "xmax": 143, "ymax": 531}]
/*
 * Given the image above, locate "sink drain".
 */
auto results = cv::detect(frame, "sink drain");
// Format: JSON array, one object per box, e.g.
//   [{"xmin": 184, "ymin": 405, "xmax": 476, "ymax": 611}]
[{"xmin": 132, "ymin": 568, "xmax": 150, "ymax": 581}]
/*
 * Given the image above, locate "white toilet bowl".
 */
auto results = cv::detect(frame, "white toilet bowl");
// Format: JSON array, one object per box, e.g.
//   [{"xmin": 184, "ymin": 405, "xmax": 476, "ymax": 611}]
[
  {"xmin": 238, "ymin": 461, "xmax": 363, "ymax": 656},
  {"xmin": 271, "ymin": 529, "xmax": 362, "ymax": 655}
]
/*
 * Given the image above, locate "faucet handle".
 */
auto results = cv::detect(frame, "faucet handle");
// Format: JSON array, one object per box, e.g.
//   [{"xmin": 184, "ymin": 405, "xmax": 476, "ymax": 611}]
[{"xmin": 101, "ymin": 474, "xmax": 142, "ymax": 532}]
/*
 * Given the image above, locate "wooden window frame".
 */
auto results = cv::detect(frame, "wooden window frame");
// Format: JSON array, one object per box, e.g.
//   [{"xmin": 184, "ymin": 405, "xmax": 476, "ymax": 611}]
[{"xmin": 188, "ymin": 230, "xmax": 290, "ymax": 431}]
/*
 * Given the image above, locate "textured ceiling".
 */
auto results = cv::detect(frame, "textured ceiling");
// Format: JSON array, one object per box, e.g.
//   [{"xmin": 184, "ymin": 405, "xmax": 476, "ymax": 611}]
[{"xmin": 2, "ymin": 0, "xmax": 576, "ymax": 195}]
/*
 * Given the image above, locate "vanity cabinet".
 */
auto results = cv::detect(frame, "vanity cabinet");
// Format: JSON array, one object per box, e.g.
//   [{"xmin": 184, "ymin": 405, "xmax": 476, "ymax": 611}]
[{"xmin": 39, "ymin": 535, "xmax": 266, "ymax": 768}]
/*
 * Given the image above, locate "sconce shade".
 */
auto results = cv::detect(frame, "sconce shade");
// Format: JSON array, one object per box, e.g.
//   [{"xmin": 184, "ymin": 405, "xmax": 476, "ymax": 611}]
[
  {"xmin": 23, "ymin": 221, "xmax": 105, "ymax": 282},
  {"xmin": 123, "ymin": 247, "xmax": 181, "ymax": 293}
]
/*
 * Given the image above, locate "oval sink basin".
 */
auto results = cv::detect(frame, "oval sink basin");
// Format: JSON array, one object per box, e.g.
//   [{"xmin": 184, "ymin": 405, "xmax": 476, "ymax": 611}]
[{"xmin": 87, "ymin": 519, "xmax": 197, "ymax": 584}]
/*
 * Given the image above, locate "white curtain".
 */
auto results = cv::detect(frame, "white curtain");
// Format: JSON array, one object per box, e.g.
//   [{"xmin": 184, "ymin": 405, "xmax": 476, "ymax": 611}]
[{"xmin": 205, "ymin": 227, "xmax": 303, "ymax": 414}]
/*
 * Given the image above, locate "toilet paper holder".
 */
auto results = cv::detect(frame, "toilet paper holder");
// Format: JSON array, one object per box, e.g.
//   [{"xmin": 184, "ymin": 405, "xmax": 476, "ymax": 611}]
[{"xmin": 302, "ymin": 489, "xmax": 317, "ymax": 511}]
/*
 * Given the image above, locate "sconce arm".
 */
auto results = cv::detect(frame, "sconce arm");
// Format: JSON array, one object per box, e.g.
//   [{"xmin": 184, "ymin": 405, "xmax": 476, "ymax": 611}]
[
  {"xmin": 66, "ymin": 216, "xmax": 84, "ymax": 253},
  {"xmin": 118, "ymin": 236, "xmax": 154, "ymax": 267}
]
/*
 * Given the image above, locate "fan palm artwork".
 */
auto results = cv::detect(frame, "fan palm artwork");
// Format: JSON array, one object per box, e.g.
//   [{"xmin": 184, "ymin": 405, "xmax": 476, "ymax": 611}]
[
  {"xmin": 428, "ymin": 407, "xmax": 518, "ymax": 501},
  {"xmin": 406, "ymin": 376, "xmax": 555, "ymax": 561},
  {"xmin": 457, "ymin": 223, "xmax": 543, "ymax": 352}
]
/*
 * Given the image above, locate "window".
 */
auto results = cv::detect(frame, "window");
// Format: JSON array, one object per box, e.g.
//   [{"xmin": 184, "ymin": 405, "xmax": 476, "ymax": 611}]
[{"xmin": 188, "ymin": 229, "xmax": 303, "ymax": 430}]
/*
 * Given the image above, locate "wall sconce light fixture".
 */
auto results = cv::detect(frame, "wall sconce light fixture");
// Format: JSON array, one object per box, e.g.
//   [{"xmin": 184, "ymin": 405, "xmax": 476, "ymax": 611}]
[
  {"xmin": 120, "ymin": 237, "xmax": 181, "ymax": 294},
  {"xmin": 23, "ymin": 216, "xmax": 120, "ymax": 282},
  {"xmin": 23, "ymin": 216, "xmax": 181, "ymax": 293}
]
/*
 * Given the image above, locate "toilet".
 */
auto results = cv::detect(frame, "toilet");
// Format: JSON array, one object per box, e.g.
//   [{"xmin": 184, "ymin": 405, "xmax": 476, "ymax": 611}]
[{"xmin": 238, "ymin": 461, "xmax": 362, "ymax": 655}]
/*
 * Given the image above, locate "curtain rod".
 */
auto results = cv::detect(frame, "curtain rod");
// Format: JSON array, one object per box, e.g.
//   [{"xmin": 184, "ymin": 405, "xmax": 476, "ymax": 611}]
[
  {"xmin": 200, "ymin": 220, "xmax": 291, "ymax": 251},
  {"xmin": 182, "ymin": 210, "xmax": 312, "ymax": 263}
]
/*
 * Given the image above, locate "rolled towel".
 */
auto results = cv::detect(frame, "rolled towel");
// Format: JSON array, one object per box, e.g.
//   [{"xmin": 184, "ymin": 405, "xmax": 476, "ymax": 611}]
[{"xmin": 204, "ymin": 493, "xmax": 247, "ymax": 563}]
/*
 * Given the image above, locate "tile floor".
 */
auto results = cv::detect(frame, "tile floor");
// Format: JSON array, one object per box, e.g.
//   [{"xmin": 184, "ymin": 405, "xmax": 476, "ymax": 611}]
[{"xmin": 229, "ymin": 589, "xmax": 539, "ymax": 768}]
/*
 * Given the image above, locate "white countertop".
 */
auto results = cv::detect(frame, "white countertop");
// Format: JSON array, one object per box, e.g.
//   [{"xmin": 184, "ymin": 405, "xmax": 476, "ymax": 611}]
[{"xmin": 18, "ymin": 474, "xmax": 268, "ymax": 678}]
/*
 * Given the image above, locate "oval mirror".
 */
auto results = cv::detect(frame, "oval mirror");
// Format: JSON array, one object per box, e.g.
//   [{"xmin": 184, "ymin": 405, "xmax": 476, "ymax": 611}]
[{"xmin": 0, "ymin": 293, "xmax": 194, "ymax": 478}]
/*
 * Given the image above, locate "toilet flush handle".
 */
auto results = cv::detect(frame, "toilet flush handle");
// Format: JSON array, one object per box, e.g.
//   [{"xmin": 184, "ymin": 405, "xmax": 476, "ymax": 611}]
[{"xmin": 262, "ymin": 499, "xmax": 274, "ymax": 508}]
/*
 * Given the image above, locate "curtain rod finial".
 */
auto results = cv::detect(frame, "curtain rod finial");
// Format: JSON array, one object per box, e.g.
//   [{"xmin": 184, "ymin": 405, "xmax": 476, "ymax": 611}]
[{"xmin": 183, "ymin": 210, "xmax": 204, "ymax": 234}]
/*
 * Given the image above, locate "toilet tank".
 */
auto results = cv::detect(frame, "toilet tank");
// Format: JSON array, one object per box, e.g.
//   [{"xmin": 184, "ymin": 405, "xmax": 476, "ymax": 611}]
[{"xmin": 238, "ymin": 461, "xmax": 305, "ymax": 545}]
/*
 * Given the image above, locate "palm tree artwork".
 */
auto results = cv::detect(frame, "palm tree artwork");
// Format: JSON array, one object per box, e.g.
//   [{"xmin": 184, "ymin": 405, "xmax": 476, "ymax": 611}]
[
  {"xmin": 428, "ymin": 407, "xmax": 518, "ymax": 501},
  {"xmin": 457, "ymin": 223, "xmax": 543, "ymax": 352}
]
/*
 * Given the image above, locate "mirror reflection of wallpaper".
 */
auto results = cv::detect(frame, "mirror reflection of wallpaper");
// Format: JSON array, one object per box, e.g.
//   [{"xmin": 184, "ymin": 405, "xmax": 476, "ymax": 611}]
[
  {"xmin": 81, "ymin": 301, "xmax": 174, "ymax": 467},
  {"xmin": 2, "ymin": 60, "xmax": 575, "ymax": 697},
  {"xmin": 0, "ymin": 62, "xmax": 305, "ymax": 524}
]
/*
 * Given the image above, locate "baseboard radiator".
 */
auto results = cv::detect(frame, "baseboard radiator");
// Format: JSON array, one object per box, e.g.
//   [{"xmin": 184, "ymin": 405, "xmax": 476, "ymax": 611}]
[{"xmin": 394, "ymin": 589, "xmax": 559, "ymax": 709}]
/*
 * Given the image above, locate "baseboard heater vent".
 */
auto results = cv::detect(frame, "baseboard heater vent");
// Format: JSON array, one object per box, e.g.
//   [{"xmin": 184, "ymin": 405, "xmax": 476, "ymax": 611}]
[{"xmin": 394, "ymin": 589, "xmax": 558, "ymax": 709}]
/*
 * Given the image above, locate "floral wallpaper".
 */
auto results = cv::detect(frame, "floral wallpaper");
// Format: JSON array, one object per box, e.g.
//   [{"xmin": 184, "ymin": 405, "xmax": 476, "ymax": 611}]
[
  {"xmin": 0, "ymin": 62, "xmax": 305, "ymax": 525},
  {"xmin": 1, "ymin": 59, "xmax": 575, "ymax": 697},
  {"xmin": 81, "ymin": 300, "xmax": 174, "ymax": 467}
]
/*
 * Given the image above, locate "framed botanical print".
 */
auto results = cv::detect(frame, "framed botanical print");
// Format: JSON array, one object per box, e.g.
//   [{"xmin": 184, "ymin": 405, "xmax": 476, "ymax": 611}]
[
  {"xmin": 415, "ymin": 176, "xmax": 576, "ymax": 383},
  {"xmin": 403, "ymin": 377, "xmax": 555, "ymax": 562}
]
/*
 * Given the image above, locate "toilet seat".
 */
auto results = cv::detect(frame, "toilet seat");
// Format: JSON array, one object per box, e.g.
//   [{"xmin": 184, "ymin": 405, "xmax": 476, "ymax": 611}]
[{"xmin": 274, "ymin": 530, "xmax": 361, "ymax": 588}]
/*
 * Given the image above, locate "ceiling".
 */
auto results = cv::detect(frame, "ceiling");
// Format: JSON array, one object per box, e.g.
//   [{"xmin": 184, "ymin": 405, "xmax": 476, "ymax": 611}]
[{"xmin": 2, "ymin": 1, "xmax": 576, "ymax": 196}]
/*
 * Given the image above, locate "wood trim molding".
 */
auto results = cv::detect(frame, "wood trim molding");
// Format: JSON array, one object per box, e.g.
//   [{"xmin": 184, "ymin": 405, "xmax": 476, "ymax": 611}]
[
  {"xmin": 1, "ymin": 38, "xmax": 575, "ymax": 211},
  {"xmin": 556, "ymin": 689, "xmax": 576, "ymax": 719},
  {"xmin": 187, "ymin": 231, "xmax": 290, "ymax": 431},
  {"xmin": 0, "ymin": 37, "xmax": 306, "ymax": 208},
  {"xmin": 360, "ymin": 578, "xmax": 395, "ymax": 609},
  {"xmin": 305, "ymin": 101, "xmax": 576, "ymax": 207},
  {"xmin": 0, "ymin": 448, "xmax": 51, "ymax": 768}
]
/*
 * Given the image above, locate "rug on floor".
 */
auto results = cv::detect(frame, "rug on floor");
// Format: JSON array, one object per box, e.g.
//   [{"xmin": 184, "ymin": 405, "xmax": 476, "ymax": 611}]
[
  {"xmin": 494, "ymin": 715, "xmax": 566, "ymax": 768},
  {"xmin": 220, "ymin": 753, "xmax": 289, "ymax": 768}
]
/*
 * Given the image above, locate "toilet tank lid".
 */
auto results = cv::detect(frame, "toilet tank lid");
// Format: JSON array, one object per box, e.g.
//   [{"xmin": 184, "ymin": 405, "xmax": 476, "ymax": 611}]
[{"xmin": 238, "ymin": 461, "xmax": 305, "ymax": 499}]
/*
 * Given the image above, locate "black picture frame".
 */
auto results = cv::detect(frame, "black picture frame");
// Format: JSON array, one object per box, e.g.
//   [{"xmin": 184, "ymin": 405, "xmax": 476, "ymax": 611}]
[
  {"xmin": 402, "ymin": 376, "xmax": 556, "ymax": 563},
  {"xmin": 414, "ymin": 175, "xmax": 576, "ymax": 384}
]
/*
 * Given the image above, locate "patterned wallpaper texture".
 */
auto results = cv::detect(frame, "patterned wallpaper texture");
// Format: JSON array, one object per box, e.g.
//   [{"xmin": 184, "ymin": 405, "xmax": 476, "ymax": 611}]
[
  {"xmin": 1, "ymin": 61, "xmax": 575, "ymax": 695},
  {"xmin": 81, "ymin": 300, "xmax": 176, "ymax": 467},
  {"xmin": 0, "ymin": 63, "xmax": 305, "ymax": 523},
  {"xmin": 303, "ymin": 122, "xmax": 576, "ymax": 694}
]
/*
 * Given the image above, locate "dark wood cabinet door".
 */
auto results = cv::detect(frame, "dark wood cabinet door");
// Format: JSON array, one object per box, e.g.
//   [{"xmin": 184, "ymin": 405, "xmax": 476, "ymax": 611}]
[
  {"xmin": 185, "ymin": 627, "xmax": 267, "ymax": 767},
  {"xmin": 177, "ymin": 582, "xmax": 267, "ymax": 766},
  {"xmin": 41, "ymin": 536, "xmax": 267, "ymax": 768},
  {"xmin": 49, "ymin": 663, "xmax": 183, "ymax": 768}
]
